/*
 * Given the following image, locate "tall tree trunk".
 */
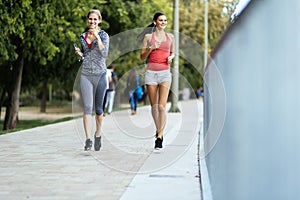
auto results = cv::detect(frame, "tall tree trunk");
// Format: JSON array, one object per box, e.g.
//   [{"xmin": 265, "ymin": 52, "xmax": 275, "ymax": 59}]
[
  {"xmin": 40, "ymin": 79, "xmax": 47, "ymax": 113},
  {"xmin": 0, "ymin": 87, "xmax": 7, "ymax": 120},
  {"xmin": 3, "ymin": 53, "xmax": 24, "ymax": 130}
]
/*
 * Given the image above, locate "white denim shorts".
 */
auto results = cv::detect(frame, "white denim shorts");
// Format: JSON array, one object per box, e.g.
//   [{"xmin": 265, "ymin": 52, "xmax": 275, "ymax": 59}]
[{"xmin": 145, "ymin": 69, "xmax": 172, "ymax": 85}]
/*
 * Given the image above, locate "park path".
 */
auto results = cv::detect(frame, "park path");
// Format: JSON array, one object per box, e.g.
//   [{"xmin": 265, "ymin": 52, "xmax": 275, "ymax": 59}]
[{"xmin": 0, "ymin": 100, "xmax": 202, "ymax": 200}]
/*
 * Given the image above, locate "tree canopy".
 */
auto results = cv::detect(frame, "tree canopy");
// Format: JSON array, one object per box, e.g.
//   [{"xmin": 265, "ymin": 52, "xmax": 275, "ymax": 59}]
[{"xmin": 0, "ymin": 0, "xmax": 238, "ymax": 129}]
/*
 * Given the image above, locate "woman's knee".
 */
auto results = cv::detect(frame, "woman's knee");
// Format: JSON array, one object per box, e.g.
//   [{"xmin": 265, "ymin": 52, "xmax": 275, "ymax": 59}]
[
  {"xmin": 84, "ymin": 106, "xmax": 93, "ymax": 115},
  {"xmin": 151, "ymin": 104, "xmax": 159, "ymax": 112},
  {"xmin": 95, "ymin": 108, "xmax": 104, "ymax": 115},
  {"xmin": 158, "ymin": 104, "xmax": 166, "ymax": 112}
]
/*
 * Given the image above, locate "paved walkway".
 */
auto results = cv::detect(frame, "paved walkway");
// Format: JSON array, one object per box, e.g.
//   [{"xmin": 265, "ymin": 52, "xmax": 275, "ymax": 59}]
[{"xmin": 0, "ymin": 100, "xmax": 203, "ymax": 200}]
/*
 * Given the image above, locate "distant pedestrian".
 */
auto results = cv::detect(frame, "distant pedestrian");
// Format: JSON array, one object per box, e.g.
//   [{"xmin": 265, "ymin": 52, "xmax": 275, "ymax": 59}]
[
  {"xmin": 74, "ymin": 9, "xmax": 109, "ymax": 151},
  {"xmin": 104, "ymin": 65, "xmax": 118, "ymax": 115},
  {"xmin": 138, "ymin": 12, "xmax": 175, "ymax": 149},
  {"xmin": 126, "ymin": 68, "xmax": 142, "ymax": 115},
  {"xmin": 182, "ymin": 88, "xmax": 190, "ymax": 100},
  {"xmin": 195, "ymin": 86, "xmax": 204, "ymax": 100},
  {"xmin": 102, "ymin": 68, "xmax": 112, "ymax": 116}
]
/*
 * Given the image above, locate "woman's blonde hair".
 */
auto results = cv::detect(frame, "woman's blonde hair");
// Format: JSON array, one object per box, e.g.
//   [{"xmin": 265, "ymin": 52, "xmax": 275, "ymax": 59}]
[{"xmin": 87, "ymin": 9, "xmax": 102, "ymax": 21}]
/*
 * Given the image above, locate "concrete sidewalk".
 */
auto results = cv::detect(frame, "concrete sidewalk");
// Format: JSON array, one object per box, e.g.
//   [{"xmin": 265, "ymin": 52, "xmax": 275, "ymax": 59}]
[{"xmin": 0, "ymin": 100, "xmax": 202, "ymax": 200}]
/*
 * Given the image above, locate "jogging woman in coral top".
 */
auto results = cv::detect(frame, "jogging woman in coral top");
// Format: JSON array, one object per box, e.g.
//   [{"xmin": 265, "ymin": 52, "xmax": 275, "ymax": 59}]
[{"xmin": 139, "ymin": 12, "xmax": 175, "ymax": 149}]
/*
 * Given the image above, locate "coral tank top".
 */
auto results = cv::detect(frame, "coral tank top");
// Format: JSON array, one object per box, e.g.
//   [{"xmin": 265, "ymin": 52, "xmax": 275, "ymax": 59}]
[{"xmin": 147, "ymin": 33, "xmax": 171, "ymax": 71}]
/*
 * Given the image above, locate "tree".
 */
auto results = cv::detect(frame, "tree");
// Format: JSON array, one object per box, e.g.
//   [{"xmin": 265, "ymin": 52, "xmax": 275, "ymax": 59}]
[
  {"xmin": 177, "ymin": 0, "xmax": 238, "ymax": 89},
  {"xmin": 0, "ymin": 0, "xmax": 39, "ymax": 130},
  {"xmin": 103, "ymin": 0, "xmax": 238, "ymax": 89},
  {"xmin": 0, "ymin": 0, "xmax": 238, "ymax": 130},
  {"xmin": 0, "ymin": 0, "xmax": 103, "ymax": 130},
  {"xmin": 103, "ymin": 0, "xmax": 174, "ymax": 76}
]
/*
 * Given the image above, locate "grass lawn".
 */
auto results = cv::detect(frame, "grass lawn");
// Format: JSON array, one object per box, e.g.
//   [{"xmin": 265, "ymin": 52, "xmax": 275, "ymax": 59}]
[
  {"xmin": 0, "ymin": 117, "xmax": 74, "ymax": 135},
  {"xmin": 0, "ymin": 104, "xmax": 75, "ymax": 135},
  {"xmin": 0, "ymin": 101, "xmax": 134, "ymax": 136}
]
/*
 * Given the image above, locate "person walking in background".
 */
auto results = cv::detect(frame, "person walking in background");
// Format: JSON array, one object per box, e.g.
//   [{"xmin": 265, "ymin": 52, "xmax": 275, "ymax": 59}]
[
  {"xmin": 74, "ymin": 9, "xmax": 109, "ymax": 151},
  {"xmin": 102, "ymin": 67, "xmax": 112, "ymax": 116},
  {"xmin": 126, "ymin": 68, "xmax": 141, "ymax": 115},
  {"xmin": 195, "ymin": 86, "xmax": 204, "ymax": 100},
  {"xmin": 139, "ymin": 12, "xmax": 175, "ymax": 149},
  {"xmin": 104, "ymin": 65, "xmax": 118, "ymax": 115}
]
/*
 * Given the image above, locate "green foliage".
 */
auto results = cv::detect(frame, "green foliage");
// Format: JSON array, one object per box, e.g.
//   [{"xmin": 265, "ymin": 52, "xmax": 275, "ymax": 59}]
[
  {"xmin": 102, "ymin": 0, "xmax": 175, "ymax": 85},
  {"xmin": 176, "ymin": 0, "xmax": 238, "ymax": 88},
  {"xmin": 0, "ymin": 0, "xmax": 238, "ymax": 105},
  {"xmin": 179, "ymin": 0, "xmax": 237, "ymax": 54}
]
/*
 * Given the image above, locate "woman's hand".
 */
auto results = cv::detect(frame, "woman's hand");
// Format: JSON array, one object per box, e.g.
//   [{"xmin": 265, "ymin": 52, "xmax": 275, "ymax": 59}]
[
  {"xmin": 148, "ymin": 41, "xmax": 161, "ymax": 50},
  {"xmin": 74, "ymin": 48, "xmax": 82, "ymax": 57},
  {"xmin": 74, "ymin": 46, "xmax": 83, "ymax": 57},
  {"xmin": 167, "ymin": 55, "xmax": 174, "ymax": 64},
  {"xmin": 89, "ymin": 28, "xmax": 101, "ymax": 41},
  {"xmin": 89, "ymin": 28, "xmax": 104, "ymax": 50},
  {"xmin": 154, "ymin": 41, "xmax": 161, "ymax": 49}
]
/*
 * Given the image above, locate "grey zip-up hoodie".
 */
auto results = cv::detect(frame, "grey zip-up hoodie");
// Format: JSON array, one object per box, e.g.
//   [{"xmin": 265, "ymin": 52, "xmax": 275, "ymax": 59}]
[{"xmin": 79, "ymin": 30, "xmax": 109, "ymax": 75}]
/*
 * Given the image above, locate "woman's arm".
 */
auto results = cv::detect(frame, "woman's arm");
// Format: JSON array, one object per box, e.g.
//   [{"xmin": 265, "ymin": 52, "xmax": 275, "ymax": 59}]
[
  {"xmin": 96, "ymin": 31, "xmax": 109, "ymax": 57},
  {"xmin": 90, "ymin": 28, "xmax": 105, "ymax": 51},
  {"xmin": 167, "ymin": 33, "xmax": 175, "ymax": 64},
  {"xmin": 140, "ymin": 34, "xmax": 159, "ymax": 61},
  {"xmin": 95, "ymin": 35, "xmax": 105, "ymax": 50},
  {"xmin": 74, "ymin": 46, "xmax": 83, "ymax": 57}
]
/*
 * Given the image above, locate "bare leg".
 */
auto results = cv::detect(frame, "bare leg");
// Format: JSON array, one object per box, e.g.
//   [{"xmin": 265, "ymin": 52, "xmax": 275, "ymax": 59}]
[
  {"xmin": 95, "ymin": 114, "xmax": 103, "ymax": 137},
  {"xmin": 151, "ymin": 104, "xmax": 159, "ymax": 130},
  {"xmin": 147, "ymin": 84, "xmax": 159, "ymax": 132},
  {"xmin": 156, "ymin": 82, "xmax": 171, "ymax": 138},
  {"xmin": 147, "ymin": 82, "xmax": 171, "ymax": 139},
  {"xmin": 83, "ymin": 114, "xmax": 92, "ymax": 139}
]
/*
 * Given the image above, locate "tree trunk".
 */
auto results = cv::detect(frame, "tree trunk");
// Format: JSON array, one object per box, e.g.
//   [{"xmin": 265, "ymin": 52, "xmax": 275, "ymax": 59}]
[
  {"xmin": 40, "ymin": 79, "xmax": 47, "ymax": 113},
  {"xmin": 0, "ymin": 87, "xmax": 7, "ymax": 120},
  {"xmin": 3, "ymin": 54, "xmax": 24, "ymax": 130}
]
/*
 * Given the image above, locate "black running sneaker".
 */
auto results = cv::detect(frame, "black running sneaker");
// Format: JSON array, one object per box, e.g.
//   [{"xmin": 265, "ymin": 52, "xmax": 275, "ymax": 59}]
[
  {"xmin": 94, "ymin": 135, "xmax": 101, "ymax": 151},
  {"xmin": 154, "ymin": 138, "xmax": 163, "ymax": 149},
  {"xmin": 84, "ymin": 139, "xmax": 92, "ymax": 151}
]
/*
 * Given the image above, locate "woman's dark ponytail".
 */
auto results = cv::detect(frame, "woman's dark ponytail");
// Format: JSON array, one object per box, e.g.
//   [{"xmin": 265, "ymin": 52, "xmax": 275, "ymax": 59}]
[
  {"xmin": 137, "ymin": 12, "xmax": 166, "ymax": 42},
  {"xmin": 137, "ymin": 23, "xmax": 156, "ymax": 41}
]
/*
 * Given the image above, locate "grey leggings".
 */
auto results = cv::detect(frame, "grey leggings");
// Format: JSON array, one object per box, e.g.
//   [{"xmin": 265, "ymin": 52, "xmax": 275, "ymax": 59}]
[{"xmin": 80, "ymin": 72, "xmax": 107, "ymax": 115}]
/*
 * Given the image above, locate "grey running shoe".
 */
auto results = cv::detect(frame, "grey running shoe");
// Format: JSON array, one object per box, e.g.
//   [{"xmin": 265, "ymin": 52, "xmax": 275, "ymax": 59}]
[
  {"xmin": 94, "ymin": 135, "xmax": 101, "ymax": 151},
  {"xmin": 84, "ymin": 139, "xmax": 92, "ymax": 151}
]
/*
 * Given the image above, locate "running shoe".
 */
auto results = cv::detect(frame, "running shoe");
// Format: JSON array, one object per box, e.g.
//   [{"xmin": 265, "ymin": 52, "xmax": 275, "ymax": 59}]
[
  {"xmin": 84, "ymin": 139, "xmax": 92, "ymax": 151},
  {"xmin": 154, "ymin": 138, "xmax": 163, "ymax": 149},
  {"xmin": 94, "ymin": 135, "xmax": 101, "ymax": 151}
]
